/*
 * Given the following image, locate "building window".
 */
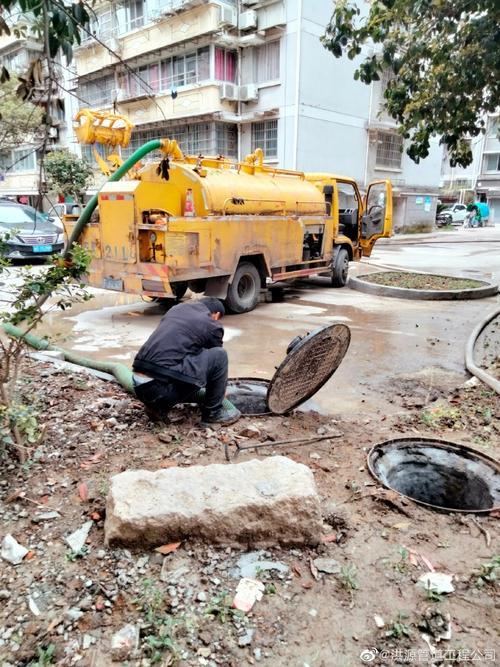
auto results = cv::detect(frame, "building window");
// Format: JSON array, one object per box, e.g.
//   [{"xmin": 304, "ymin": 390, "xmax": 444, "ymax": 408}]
[
  {"xmin": 98, "ymin": 9, "xmax": 116, "ymax": 40},
  {"xmin": 254, "ymin": 41, "xmax": 280, "ymax": 83},
  {"xmin": 215, "ymin": 48, "xmax": 237, "ymax": 83},
  {"xmin": 487, "ymin": 118, "xmax": 499, "ymax": 138},
  {"xmin": 216, "ymin": 124, "xmax": 237, "ymax": 156},
  {"xmin": 117, "ymin": 47, "xmax": 210, "ymax": 99},
  {"xmin": 126, "ymin": 0, "xmax": 144, "ymax": 31},
  {"xmin": 121, "ymin": 122, "xmax": 237, "ymax": 159},
  {"xmin": 484, "ymin": 153, "xmax": 500, "ymax": 172},
  {"xmin": 375, "ymin": 131, "xmax": 403, "ymax": 169},
  {"xmin": 79, "ymin": 75, "xmax": 116, "ymax": 108},
  {"xmin": 251, "ymin": 119, "xmax": 278, "ymax": 158},
  {"xmin": 1, "ymin": 148, "xmax": 37, "ymax": 172}
]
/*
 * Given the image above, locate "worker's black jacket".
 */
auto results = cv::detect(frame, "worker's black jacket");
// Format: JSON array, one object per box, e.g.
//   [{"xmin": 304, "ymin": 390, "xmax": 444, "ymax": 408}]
[{"xmin": 133, "ymin": 301, "xmax": 223, "ymax": 387}]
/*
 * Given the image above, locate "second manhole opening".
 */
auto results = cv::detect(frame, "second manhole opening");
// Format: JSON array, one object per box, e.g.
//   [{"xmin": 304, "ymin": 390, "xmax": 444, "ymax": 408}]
[{"xmin": 368, "ymin": 438, "xmax": 500, "ymax": 513}]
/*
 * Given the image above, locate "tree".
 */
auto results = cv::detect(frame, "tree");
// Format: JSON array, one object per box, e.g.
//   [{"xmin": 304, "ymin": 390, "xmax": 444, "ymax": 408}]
[
  {"xmin": 44, "ymin": 149, "xmax": 94, "ymax": 204},
  {"xmin": 0, "ymin": 78, "xmax": 43, "ymax": 150},
  {"xmin": 322, "ymin": 0, "xmax": 500, "ymax": 167}
]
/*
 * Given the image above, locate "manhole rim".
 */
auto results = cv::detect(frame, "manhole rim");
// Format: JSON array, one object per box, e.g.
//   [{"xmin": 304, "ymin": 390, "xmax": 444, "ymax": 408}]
[{"xmin": 367, "ymin": 436, "xmax": 500, "ymax": 514}]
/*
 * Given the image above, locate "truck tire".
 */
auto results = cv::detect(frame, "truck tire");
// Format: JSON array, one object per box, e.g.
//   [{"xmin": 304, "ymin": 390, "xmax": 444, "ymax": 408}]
[
  {"xmin": 331, "ymin": 248, "xmax": 349, "ymax": 287},
  {"xmin": 225, "ymin": 262, "xmax": 261, "ymax": 314}
]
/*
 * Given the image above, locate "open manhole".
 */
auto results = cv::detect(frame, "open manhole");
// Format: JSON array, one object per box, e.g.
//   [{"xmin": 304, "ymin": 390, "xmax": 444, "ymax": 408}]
[
  {"xmin": 226, "ymin": 322, "xmax": 350, "ymax": 416},
  {"xmin": 368, "ymin": 438, "xmax": 500, "ymax": 513}
]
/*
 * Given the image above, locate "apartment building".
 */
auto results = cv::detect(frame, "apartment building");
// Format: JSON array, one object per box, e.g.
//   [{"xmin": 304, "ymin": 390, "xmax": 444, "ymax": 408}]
[
  {"xmin": 0, "ymin": 31, "xmax": 69, "ymax": 204},
  {"xmin": 439, "ymin": 114, "xmax": 500, "ymax": 224},
  {"xmin": 72, "ymin": 0, "xmax": 443, "ymax": 229},
  {"xmin": 476, "ymin": 115, "xmax": 500, "ymax": 224}
]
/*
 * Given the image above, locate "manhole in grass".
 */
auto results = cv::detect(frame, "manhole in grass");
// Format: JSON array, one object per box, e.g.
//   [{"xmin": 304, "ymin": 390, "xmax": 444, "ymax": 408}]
[{"xmin": 367, "ymin": 438, "xmax": 500, "ymax": 513}]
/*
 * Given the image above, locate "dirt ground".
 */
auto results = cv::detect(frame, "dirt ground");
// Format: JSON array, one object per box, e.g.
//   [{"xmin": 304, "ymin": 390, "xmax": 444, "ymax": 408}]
[{"xmin": 0, "ymin": 358, "xmax": 499, "ymax": 667}]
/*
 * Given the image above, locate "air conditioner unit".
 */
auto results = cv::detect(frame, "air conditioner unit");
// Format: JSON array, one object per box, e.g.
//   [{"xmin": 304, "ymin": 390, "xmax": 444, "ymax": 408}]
[
  {"xmin": 239, "ymin": 83, "xmax": 258, "ymax": 102},
  {"xmin": 218, "ymin": 5, "xmax": 237, "ymax": 28},
  {"xmin": 220, "ymin": 83, "xmax": 239, "ymax": 101},
  {"xmin": 239, "ymin": 9, "xmax": 257, "ymax": 31}
]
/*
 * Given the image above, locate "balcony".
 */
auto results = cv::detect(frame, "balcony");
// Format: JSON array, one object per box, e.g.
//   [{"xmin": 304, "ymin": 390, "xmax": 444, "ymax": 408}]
[{"xmin": 75, "ymin": 4, "xmax": 224, "ymax": 78}]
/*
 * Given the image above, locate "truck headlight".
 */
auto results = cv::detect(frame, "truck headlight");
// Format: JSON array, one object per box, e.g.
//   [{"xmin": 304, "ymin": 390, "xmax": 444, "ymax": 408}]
[{"xmin": 56, "ymin": 233, "xmax": 65, "ymax": 245}]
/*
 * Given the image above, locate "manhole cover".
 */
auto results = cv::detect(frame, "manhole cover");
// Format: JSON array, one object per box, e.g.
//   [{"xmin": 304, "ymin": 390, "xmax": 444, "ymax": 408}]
[
  {"xmin": 226, "ymin": 323, "xmax": 350, "ymax": 416},
  {"xmin": 267, "ymin": 323, "xmax": 350, "ymax": 414},
  {"xmin": 368, "ymin": 438, "xmax": 500, "ymax": 513}
]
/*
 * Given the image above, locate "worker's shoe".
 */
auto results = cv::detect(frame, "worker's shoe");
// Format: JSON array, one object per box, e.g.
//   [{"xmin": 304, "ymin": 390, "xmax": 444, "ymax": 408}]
[{"xmin": 201, "ymin": 404, "xmax": 241, "ymax": 427}]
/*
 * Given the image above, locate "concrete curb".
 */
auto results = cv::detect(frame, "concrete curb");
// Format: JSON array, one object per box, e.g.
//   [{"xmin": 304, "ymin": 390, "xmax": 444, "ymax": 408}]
[
  {"xmin": 465, "ymin": 308, "xmax": 500, "ymax": 395},
  {"xmin": 348, "ymin": 274, "xmax": 499, "ymax": 301}
]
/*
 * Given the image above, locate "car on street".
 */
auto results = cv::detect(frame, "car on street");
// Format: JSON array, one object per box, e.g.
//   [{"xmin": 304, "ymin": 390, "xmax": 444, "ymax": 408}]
[
  {"xmin": 0, "ymin": 201, "xmax": 65, "ymax": 259},
  {"xmin": 436, "ymin": 203, "xmax": 467, "ymax": 226}
]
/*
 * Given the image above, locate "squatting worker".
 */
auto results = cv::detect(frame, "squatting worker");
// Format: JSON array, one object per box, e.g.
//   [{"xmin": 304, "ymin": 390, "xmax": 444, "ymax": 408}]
[{"xmin": 132, "ymin": 297, "xmax": 241, "ymax": 426}]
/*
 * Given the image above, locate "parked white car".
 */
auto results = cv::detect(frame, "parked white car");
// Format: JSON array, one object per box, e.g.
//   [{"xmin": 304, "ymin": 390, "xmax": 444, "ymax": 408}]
[{"xmin": 436, "ymin": 203, "xmax": 467, "ymax": 226}]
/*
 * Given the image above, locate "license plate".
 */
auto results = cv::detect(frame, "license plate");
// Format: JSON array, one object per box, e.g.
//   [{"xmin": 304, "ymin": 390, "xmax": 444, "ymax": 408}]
[
  {"xmin": 103, "ymin": 277, "xmax": 124, "ymax": 291},
  {"xmin": 33, "ymin": 244, "xmax": 52, "ymax": 253}
]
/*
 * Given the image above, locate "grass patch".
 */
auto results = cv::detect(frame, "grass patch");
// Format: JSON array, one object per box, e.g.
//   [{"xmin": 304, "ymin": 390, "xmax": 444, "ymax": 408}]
[{"xmin": 362, "ymin": 271, "xmax": 484, "ymax": 291}]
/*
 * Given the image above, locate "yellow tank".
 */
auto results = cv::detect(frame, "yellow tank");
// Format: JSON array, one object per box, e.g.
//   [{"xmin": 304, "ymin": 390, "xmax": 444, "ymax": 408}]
[{"xmin": 138, "ymin": 147, "xmax": 327, "ymax": 218}]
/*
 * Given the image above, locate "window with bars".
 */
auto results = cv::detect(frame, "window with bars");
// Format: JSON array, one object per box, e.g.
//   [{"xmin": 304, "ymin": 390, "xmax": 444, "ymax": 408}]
[
  {"xmin": 375, "ymin": 131, "xmax": 403, "ymax": 169},
  {"xmin": 254, "ymin": 41, "xmax": 280, "ymax": 83},
  {"xmin": 251, "ymin": 119, "xmax": 278, "ymax": 158},
  {"xmin": 117, "ymin": 47, "xmax": 210, "ymax": 99},
  {"xmin": 121, "ymin": 122, "xmax": 237, "ymax": 159},
  {"xmin": 79, "ymin": 75, "xmax": 116, "ymax": 108}
]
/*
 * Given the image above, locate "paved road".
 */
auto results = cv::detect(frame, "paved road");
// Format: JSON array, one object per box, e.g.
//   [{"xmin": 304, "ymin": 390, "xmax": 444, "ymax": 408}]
[{"xmin": 16, "ymin": 228, "xmax": 500, "ymax": 416}]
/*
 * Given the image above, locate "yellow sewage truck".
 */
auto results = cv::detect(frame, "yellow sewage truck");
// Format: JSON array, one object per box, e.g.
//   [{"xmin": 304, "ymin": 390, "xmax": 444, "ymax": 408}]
[{"xmin": 72, "ymin": 138, "xmax": 392, "ymax": 313}]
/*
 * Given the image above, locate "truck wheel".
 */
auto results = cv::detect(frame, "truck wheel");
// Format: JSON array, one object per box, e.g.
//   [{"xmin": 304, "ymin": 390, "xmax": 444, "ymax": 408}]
[
  {"xmin": 225, "ymin": 262, "xmax": 261, "ymax": 313},
  {"xmin": 331, "ymin": 248, "xmax": 349, "ymax": 287}
]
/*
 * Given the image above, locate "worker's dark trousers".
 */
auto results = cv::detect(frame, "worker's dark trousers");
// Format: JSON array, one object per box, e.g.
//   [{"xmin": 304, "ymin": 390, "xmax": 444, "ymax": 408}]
[{"xmin": 134, "ymin": 348, "xmax": 228, "ymax": 418}]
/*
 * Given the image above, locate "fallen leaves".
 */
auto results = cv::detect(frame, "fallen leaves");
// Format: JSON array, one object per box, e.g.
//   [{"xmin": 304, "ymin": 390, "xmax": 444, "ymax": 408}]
[
  {"xmin": 154, "ymin": 542, "xmax": 182, "ymax": 555},
  {"xmin": 78, "ymin": 482, "xmax": 89, "ymax": 502},
  {"xmin": 80, "ymin": 452, "xmax": 103, "ymax": 470}
]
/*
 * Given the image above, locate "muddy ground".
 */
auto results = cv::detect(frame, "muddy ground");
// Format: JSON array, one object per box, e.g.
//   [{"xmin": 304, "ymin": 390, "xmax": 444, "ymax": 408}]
[{"xmin": 0, "ymin": 359, "xmax": 498, "ymax": 667}]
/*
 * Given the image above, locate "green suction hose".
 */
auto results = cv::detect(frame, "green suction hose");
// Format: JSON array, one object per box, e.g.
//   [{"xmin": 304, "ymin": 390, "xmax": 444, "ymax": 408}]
[
  {"xmin": 4, "ymin": 324, "xmax": 237, "ymax": 411},
  {"xmin": 3, "ymin": 323, "xmax": 134, "ymax": 393}
]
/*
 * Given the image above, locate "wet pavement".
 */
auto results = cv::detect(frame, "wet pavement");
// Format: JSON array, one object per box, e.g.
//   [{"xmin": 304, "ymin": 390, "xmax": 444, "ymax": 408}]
[{"xmin": 17, "ymin": 228, "xmax": 500, "ymax": 416}]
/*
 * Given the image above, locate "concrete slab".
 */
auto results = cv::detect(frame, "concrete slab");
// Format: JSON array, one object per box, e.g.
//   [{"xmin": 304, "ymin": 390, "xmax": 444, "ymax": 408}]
[{"xmin": 104, "ymin": 456, "xmax": 322, "ymax": 548}]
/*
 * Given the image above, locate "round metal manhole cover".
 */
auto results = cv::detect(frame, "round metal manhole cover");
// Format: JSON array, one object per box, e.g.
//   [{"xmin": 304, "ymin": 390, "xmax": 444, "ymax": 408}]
[
  {"xmin": 367, "ymin": 437, "xmax": 500, "ymax": 513},
  {"xmin": 267, "ymin": 323, "xmax": 351, "ymax": 414}
]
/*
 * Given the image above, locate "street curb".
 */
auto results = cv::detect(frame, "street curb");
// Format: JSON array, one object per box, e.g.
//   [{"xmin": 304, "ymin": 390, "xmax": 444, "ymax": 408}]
[
  {"xmin": 465, "ymin": 308, "xmax": 500, "ymax": 395},
  {"xmin": 348, "ymin": 274, "xmax": 499, "ymax": 300}
]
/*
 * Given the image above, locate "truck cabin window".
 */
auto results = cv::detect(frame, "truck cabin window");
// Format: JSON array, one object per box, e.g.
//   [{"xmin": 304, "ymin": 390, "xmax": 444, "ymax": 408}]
[{"xmin": 338, "ymin": 182, "xmax": 359, "ymax": 241}]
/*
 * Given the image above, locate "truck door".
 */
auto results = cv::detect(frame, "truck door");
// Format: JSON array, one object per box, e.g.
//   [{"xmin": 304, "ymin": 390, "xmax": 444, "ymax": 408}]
[{"xmin": 359, "ymin": 180, "xmax": 392, "ymax": 257}]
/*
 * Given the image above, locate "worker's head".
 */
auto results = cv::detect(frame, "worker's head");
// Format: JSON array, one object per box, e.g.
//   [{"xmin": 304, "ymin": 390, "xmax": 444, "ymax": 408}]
[{"xmin": 200, "ymin": 297, "xmax": 225, "ymax": 321}]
